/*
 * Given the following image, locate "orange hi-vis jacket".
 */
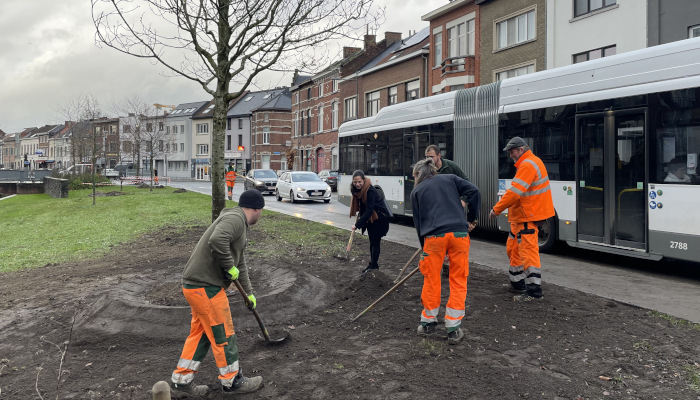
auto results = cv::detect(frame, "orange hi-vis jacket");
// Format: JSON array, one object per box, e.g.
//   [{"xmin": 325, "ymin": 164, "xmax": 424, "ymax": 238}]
[
  {"xmin": 225, "ymin": 170, "xmax": 237, "ymax": 187},
  {"xmin": 493, "ymin": 150, "xmax": 555, "ymax": 223}
]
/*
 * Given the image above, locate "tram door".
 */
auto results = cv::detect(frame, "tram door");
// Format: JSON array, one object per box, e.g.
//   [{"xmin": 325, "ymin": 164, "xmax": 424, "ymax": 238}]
[{"xmin": 575, "ymin": 110, "xmax": 647, "ymax": 250}]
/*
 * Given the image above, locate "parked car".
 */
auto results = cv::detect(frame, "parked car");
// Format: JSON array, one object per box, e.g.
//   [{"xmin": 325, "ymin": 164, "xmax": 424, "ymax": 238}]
[
  {"xmin": 113, "ymin": 163, "xmax": 135, "ymax": 177},
  {"xmin": 243, "ymin": 169, "xmax": 278, "ymax": 194},
  {"xmin": 317, "ymin": 169, "xmax": 338, "ymax": 191},
  {"xmin": 276, "ymin": 171, "xmax": 332, "ymax": 203}
]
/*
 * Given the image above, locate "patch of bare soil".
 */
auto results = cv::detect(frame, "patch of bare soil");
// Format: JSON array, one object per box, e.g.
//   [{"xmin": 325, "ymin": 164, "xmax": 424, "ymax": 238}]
[{"xmin": 0, "ymin": 215, "xmax": 698, "ymax": 400}]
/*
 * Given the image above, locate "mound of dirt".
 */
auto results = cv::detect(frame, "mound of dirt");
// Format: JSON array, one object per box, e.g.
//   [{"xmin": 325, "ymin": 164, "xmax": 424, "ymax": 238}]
[{"xmin": 0, "ymin": 223, "xmax": 698, "ymax": 399}]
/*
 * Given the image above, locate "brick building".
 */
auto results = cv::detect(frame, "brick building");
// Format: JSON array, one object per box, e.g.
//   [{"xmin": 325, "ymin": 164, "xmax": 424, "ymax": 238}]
[
  {"xmin": 478, "ymin": 0, "xmax": 546, "ymax": 84},
  {"xmin": 91, "ymin": 118, "xmax": 120, "ymax": 170},
  {"xmin": 422, "ymin": 0, "xmax": 481, "ymax": 94},
  {"xmin": 291, "ymin": 32, "xmax": 404, "ymax": 172},
  {"xmin": 250, "ymin": 88, "xmax": 292, "ymax": 171}
]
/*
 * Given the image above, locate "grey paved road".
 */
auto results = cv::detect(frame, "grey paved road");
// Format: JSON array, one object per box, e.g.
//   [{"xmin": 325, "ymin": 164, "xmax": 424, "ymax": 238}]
[{"xmin": 170, "ymin": 179, "xmax": 700, "ymax": 323}]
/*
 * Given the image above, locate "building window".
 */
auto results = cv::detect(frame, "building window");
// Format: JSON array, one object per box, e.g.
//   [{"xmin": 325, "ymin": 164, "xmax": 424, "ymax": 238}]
[
  {"xmin": 447, "ymin": 19, "xmax": 475, "ymax": 58},
  {"xmin": 197, "ymin": 144, "xmax": 209, "ymax": 155},
  {"xmin": 332, "ymin": 102, "xmax": 338, "ymax": 129},
  {"xmin": 388, "ymin": 86, "xmax": 398, "ymax": 105},
  {"xmin": 238, "ymin": 118, "xmax": 243, "ymax": 129},
  {"xmin": 307, "ymin": 87, "xmax": 312, "ymax": 100},
  {"xmin": 264, "ymin": 113, "xmax": 269, "ymax": 122},
  {"xmin": 227, "ymin": 135, "xmax": 232, "ymax": 150},
  {"xmin": 173, "ymin": 125, "xmax": 178, "ymax": 134},
  {"xmin": 196, "ymin": 123, "xmax": 209, "ymax": 134},
  {"xmin": 406, "ymin": 81, "xmax": 420, "ymax": 101},
  {"xmin": 366, "ymin": 91, "xmax": 380, "ymax": 117},
  {"xmin": 574, "ymin": 0, "xmax": 616, "ymax": 18},
  {"xmin": 180, "ymin": 125, "xmax": 184, "ymax": 134},
  {"xmin": 180, "ymin": 143, "xmax": 184, "ymax": 152},
  {"xmin": 319, "ymin": 82, "xmax": 324, "ymax": 97},
  {"xmin": 496, "ymin": 9, "xmax": 535, "ymax": 50},
  {"xmin": 344, "ymin": 97, "xmax": 357, "ymax": 120},
  {"xmin": 495, "ymin": 63, "xmax": 535, "ymax": 81},
  {"xmin": 123, "ymin": 125, "xmax": 131, "ymax": 133},
  {"xmin": 434, "ymin": 32, "xmax": 442, "ymax": 66},
  {"xmin": 318, "ymin": 106, "xmax": 324, "ymax": 132},
  {"xmin": 333, "ymin": 79, "xmax": 339, "ymax": 92},
  {"xmin": 573, "ymin": 45, "xmax": 616, "ymax": 64},
  {"xmin": 306, "ymin": 109, "xmax": 311, "ymax": 134},
  {"xmin": 226, "ymin": 118, "xmax": 231, "ymax": 130},
  {"xmin": 301, "ymin": 111, "xmax": 305, "ymax": 136},
  {"xmin": 238, "ymin": 135, "xmax": 242, "ymax": 147},
  {"xmin": 690, "ymin": 24, "xmax": 700, "ymax": 38},
  {"xmin": 263, "ymin": 127, "xmax": 270, "ymax": 144},
  {"xmin": 159, "ymin": 122, "xmax": 164, "ymax": 131}
]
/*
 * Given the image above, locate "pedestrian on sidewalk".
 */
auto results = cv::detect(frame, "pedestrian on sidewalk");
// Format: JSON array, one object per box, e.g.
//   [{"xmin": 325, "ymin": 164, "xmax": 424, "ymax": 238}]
[
  {"xmin": 411, "ymin": 158, "xmax": 480, "ymax": 344},
  {"xmin": 349, "ymin": 170, "xmax": 391, "ymax": 275},
  {"xmin": 425, "ymin": 144, "xmax": 470, "ymax": 278},
  {"xmin": 169, "ymin": 189, "xmax": 266, "ymax": 397},
  {"xmin": 489, "ymin": 137, "xmax": 555, "ymax": 302}
]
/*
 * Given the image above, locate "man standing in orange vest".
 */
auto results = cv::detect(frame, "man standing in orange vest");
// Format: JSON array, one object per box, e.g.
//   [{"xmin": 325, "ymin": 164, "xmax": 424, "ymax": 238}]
[
  {"xmin": 226, "ymin": 162, "xmax": 237, "ymax": 200},
  {"xmin": 489, "ymin": 137, "xmax": 555, "ymax": 302}
]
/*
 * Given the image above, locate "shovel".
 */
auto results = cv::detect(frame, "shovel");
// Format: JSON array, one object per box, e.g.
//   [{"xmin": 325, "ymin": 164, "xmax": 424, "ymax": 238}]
[
  {"xmin": 231, "ymin": 279, "xmax": 289, "ymax": 344},
  {"xmin": 342, "ymin": 212, "xmax": 361, "ymax": 259}
]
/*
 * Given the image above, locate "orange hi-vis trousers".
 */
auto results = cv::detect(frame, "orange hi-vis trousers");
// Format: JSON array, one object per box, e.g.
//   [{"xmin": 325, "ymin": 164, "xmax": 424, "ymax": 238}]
[
  {"xmin": 419, "ymin": 232, "xmax": 470, "ymax": 333},
  {"xmin": 172, "ymin": 286, "xmax": 240, "ymax": 387},
  {"xmin": 506, "ymin": 222, "xmax": 542, "ymax": 296}
]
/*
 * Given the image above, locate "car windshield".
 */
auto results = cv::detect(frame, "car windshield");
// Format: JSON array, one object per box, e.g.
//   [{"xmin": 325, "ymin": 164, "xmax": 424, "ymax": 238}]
[
  {"xmin": 329, "ymin": 171, "xmax": 338, "ymax": 177},
  {"xmin": 292, "ymin": 173, "xmax": 322, "ymax": 182},
  {"xmin": 254, "ymin": 170, "xmax": 277, "ymax": 179}
]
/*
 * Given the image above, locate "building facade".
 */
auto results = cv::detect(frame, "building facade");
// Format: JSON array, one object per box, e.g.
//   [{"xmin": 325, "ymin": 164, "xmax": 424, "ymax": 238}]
[{"xmin": 250, "ymin": 88, "xmax": 292, "ymax": 171}]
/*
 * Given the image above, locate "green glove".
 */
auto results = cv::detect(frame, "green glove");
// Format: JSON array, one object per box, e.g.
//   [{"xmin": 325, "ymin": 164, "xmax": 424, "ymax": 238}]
[
  {"xmin": 227, "ymin": 265, "xmax": 239, "ymax": 280},
  {"xmin": 247, "ymin": 294, "xmax": 257, "ymax": 309}
]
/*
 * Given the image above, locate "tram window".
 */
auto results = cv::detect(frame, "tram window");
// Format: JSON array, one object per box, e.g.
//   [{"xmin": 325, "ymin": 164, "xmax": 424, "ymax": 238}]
[
  {"xmin": 498, "ymin": 105, "xmax": 575, "ymax": 180},
  {"xmin": 651, "ymin": 88, "xmax": 700, "ymax": 184}
]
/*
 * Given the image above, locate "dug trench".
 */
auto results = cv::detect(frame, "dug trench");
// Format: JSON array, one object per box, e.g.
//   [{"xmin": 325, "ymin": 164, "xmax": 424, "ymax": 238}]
[{"xmin": 0, "ymin": 216, "xmax": 698, "ymax": 399}]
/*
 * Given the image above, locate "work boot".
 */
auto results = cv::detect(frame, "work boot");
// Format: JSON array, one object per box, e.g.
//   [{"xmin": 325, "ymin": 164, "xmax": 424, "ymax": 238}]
[
  {"xmin": 503, "ymin": 283, "xmax": 526, "ymax": 294},
  {"xmin": 513, "ymin": 293, "xmax": 544, "ymax": 302},
  {"xmin": 170, "ymin": 381, "xmax": 208, "ymax": 398},
  {"xmin": 417, "ymin": 322, "xmax": 437, "ymax": 336},
  {"xmin": 222, "ymin": 372, "xmax": 263, "ymax": 395},
  {"xmin": 361, "ymin": 264, "xmax": 379, "ymax": 275},
  {"xmin": 447, "ymin": 327, "xmax": 464, "ymax": 345}
]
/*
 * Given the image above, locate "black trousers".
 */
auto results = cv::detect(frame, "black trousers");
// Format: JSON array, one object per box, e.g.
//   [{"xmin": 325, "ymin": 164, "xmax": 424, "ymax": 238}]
[{"xmin": 366, "ymin": 215, "xmax": 389, "ymax": 268}]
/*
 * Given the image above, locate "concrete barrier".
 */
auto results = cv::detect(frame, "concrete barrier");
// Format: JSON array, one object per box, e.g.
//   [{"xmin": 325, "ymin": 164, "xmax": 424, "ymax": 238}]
[{"xmin": 44, "ymin": 177, "xmax": 69, "ymax": 198}]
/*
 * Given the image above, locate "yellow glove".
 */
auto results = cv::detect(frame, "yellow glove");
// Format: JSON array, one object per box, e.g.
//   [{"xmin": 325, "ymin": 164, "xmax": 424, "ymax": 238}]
[
  {"xmin": 227, "ymin": 265, "xmax": 239, "ymax": 280},
  {"xmin": 247, "ymin": 294, "xmax": 257, "ymax": 309}
]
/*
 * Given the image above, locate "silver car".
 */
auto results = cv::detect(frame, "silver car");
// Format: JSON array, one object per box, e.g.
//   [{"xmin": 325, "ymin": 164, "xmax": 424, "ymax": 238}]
[{"xmin": 276, "ymin": 171, "xmax": 332, "ymax": 203}]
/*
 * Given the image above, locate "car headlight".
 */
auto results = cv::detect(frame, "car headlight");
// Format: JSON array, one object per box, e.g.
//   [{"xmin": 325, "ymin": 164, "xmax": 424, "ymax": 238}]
[
  {"xmin": 255, "ymin": 180, "xmax": 264, "ymax": 185},
  {"xmin": 325, "ymin": 186, "xmax": 331, "ymax": 192},
  {"xmin": 296, "ymin": 187, "xmax": 305, "ymax": 191}
]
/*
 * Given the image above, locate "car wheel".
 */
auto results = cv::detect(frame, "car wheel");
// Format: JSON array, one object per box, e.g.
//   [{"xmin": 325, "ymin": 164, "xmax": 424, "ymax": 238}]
[
  {"xmin": 290, "ymin": 190, "xmax": 295, "ymax": 203},
  {"xmin": 276, "ymin": 189, "xmax": 282, "ymax": 201},
  {"xmin": 324, "ymin": 199, "xmax": 330, "ymax": 203}
]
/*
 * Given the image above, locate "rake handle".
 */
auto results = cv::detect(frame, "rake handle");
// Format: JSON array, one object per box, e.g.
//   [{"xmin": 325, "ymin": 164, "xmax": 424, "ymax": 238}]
[{"xmin": 351, "ymin": 265, "xmax": 421, "ymax": 323}]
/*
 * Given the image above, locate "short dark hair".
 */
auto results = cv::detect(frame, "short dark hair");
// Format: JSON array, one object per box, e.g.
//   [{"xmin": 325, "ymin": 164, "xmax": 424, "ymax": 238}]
[{"xmin": 425, "ymin": 144, "xmax": 441, "ymax": 156}]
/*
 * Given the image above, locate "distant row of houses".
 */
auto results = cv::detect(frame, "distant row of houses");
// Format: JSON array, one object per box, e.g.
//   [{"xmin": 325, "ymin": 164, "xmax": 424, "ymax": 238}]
[{"xmin": 2, "ymin": 0, "xmax": 698, "ymax": 181}]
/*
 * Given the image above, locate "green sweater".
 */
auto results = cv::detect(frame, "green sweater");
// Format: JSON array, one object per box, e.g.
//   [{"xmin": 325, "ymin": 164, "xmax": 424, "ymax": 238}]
[
  {"xmin": 182, "ymin": 207, "xmax": 253, "ymax": 294},
  {"xmin": 438, "ymin": 158, "xmax": 468, "ymax": 181}
]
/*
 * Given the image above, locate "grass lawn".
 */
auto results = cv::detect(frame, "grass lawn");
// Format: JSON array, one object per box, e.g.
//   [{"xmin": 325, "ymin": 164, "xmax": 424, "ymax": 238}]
[
  {"xmin": 0, "ymin": 185, "xmax": 348, "ymax": 274},
  {"xmin": 0, "ymin": 186, "xmax": 216, "ymax": 273}
]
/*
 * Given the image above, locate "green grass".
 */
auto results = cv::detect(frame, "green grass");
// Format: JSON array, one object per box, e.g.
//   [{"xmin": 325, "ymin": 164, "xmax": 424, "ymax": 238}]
[
  {"xmin": 0, "ymin": 185, "xmax": 216, "ymax": 273},
  {"xmin": 648, "ymin": 310, "xmax": 700, "ymax": 331}
]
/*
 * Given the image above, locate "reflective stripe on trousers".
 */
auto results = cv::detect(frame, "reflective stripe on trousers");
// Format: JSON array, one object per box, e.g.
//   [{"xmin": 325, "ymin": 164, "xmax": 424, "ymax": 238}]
[
  {"xmin": 506, "ymin": 222, "xmax": 542, "ymax": 296},
  {"xmin": 419, "ymin": 232, "xmax": 470, "ymax": 332},
  {"xmin": 172, "ymin": 287, "xmax": 240, "ymax": 385}
]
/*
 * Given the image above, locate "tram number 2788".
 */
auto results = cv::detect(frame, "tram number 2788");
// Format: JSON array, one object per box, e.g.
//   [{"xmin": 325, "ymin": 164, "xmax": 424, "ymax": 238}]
[{"xmin": 669, "ymin": 241, "xmax": 689, "ymax": 250}]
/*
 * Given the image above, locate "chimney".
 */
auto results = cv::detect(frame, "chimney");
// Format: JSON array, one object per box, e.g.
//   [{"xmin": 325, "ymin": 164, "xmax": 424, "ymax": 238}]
[
  {"xmin": 343, "ymin": 46, "xmax": 362, "ymax": 58},
  {"xmin": 364, "ymin": 34, "xmax": 376, "ymax": 49},
  {"xmin": 385, "ymin": 32, "xmax": 402, "ymax": 45}
]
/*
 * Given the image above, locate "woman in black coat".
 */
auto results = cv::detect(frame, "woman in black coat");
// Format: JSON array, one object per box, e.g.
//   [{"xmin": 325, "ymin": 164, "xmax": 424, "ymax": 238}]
[{"xmin": 349, "ymin": 170, "xmax": 391, "ymax": 274}]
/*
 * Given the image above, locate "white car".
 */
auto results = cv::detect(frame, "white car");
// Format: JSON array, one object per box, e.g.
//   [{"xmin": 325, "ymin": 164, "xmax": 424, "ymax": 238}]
[{"xmin": 276, "ymin": 171, "xmax": 332, "ymax": 203}]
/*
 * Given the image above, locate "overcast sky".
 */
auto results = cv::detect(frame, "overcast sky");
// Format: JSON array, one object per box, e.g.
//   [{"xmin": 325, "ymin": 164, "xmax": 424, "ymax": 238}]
[{"xmin": 0, "ymin": 0, "xmax": 438, "ymax": 134}]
